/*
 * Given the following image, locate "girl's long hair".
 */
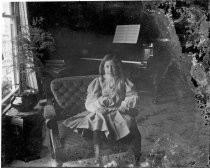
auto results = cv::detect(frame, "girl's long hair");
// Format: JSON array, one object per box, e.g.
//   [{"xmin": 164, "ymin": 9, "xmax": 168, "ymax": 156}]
[{"xmin": 99, "ymin": 53, "xmax": 123, "ymax": 78}]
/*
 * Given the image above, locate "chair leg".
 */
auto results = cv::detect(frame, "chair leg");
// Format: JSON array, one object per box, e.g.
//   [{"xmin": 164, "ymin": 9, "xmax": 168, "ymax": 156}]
[
  {"xmin": 49, "ymin": 121, "xmax": 63, "ymax": 166},
  {"xmin": 49, "ymin": 136, "xmax": 55, "ymax": 159}
]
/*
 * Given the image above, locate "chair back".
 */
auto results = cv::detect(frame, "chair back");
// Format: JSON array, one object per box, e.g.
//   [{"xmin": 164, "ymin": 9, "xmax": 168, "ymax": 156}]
[{"xmin": 51, "ymin": 75, "xmax": 99, "ymax": 118}]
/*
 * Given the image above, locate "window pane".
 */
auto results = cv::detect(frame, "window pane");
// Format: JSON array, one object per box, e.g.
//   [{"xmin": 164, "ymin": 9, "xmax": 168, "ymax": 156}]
[{"xmin": 2, "ymin": 3, "xmax": 18, "ymax": 100}]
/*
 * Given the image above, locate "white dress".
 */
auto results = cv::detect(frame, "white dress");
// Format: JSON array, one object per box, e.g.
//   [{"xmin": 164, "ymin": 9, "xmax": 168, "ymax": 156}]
[{"xmin": 63, "ymin": 76, "xmax": 139, "ymax": 141}]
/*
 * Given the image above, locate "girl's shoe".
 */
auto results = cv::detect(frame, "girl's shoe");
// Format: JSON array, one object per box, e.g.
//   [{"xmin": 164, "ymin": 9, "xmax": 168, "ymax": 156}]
[
  {"xmin": 134, "ymin": 153, "xmax": 142, "ymax": 166},
  {"xmin": 94, "ymin": 159, "xmax": 103, "ymax": 167}
]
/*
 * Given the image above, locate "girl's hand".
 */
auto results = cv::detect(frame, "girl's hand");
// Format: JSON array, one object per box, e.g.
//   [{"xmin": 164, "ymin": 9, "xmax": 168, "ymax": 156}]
[
  {"xmin": 118, "ymin": 101, "xmax": 128, "ymax": 113},
  {"xmin": 98, "ymin": 96, "xmax": 110, "ymax": 107},
  {"xmin": 118, "ymin": 106, "xmax": 127, "ymax": 113},
  {"xmin": 97, "ymin": 108, "xmax": 108, "ymax": 115}
]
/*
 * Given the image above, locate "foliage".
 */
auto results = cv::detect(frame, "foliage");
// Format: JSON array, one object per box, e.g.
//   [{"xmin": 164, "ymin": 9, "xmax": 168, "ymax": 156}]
[
  {"xmin": 142, "ymin": 0, "xmax": 209, "ymax": 125},
  {"xmin": 164, "ymin": 1, "xmax": 209, "ymax": 125},
  {"xmin": 29, "ymin": 17, "xmax": 56, "ymax": 60},
  {"xmin": 174, "ymin": 4, "xmax": 209, "ymax": 126},
  {"xmin": 16, "ymin": 17, "xmax": 56, "ymax": 91},
  {"xmin": 145, "ymin": 134, "xmax": 206, "ymax": 167},
  {"xmin": 17, "ymin": 17, "xmax": 56, "ymax": 71}
]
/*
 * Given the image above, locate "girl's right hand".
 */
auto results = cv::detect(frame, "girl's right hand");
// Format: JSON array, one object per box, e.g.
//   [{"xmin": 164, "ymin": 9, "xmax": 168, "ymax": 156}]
[
  {"xmin": 98, "ymin": 96, "xmax": 110, "ymax": 107},
  {"xmin": 97, "ymin": 108, "xmax": 108, "ymax": 115}
]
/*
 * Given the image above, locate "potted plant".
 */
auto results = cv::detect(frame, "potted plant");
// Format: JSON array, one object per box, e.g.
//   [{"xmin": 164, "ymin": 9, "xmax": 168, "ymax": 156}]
[{"xmin": 11, "ymin": 17, "xmax": 56, "ymax": 111}]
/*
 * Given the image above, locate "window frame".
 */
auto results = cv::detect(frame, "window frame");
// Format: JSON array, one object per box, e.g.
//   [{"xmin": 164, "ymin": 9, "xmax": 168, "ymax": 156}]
[{"xmin": 1, "ymin": 2, "xmax": 20, "ymax": 113}]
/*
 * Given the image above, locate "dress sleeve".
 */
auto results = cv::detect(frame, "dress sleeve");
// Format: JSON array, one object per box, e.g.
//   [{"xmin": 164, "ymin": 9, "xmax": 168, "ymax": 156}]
[
  {"xmin": 122, "ymin": 78, "xmax": 139, "ymax": 109},
  {"xmin": 85, "ymin": 77, "xmax": 102, "ymax": 112}
]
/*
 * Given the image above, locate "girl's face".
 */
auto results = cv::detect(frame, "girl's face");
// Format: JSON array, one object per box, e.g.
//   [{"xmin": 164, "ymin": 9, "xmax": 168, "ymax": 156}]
[{"xmin": 104, "ymin": 60, "xmax": 118, "ymax": 77}]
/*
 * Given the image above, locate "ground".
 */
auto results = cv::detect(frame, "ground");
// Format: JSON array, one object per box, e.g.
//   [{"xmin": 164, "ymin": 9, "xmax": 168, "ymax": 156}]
[{"xmin": 8, "ymin": 91, "xmax": 209, "ymax": 167}]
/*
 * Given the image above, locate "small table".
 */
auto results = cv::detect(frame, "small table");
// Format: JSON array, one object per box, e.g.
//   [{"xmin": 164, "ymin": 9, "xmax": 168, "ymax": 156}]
[{"xmin": 3, "ymin": 108, "xmax": 44, "ymax": 162}]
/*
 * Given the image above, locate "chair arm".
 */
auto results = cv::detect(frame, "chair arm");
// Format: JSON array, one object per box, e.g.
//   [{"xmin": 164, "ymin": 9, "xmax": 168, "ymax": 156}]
[
  {"xmin": 45, "ymin": 118, "xmax": 57, "ymax": 129},
  {"xmin": 44, "ymin": 105, "xmax": 64, "ymax": 163},
  {"xmin": 44, "ymin": 104, "xmax": 60, "ymax": 130},
  {"xmin": 44, "ymin": 104, "xmax": 56, "ymax": 120}
]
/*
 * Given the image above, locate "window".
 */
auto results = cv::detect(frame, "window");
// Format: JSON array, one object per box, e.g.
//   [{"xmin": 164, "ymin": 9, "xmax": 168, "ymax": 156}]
[
  {"xmin": 2, "ymin": 3, "xmax": 19, "ymax": 102},
  {"xmin": 2, "ymin": 2, "xmax": 39, "ymax": 112}
]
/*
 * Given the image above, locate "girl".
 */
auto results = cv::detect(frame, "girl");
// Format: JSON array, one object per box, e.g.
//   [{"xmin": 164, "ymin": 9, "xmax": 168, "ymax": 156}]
[{"xmin": 63, "ymin": 54, "xmax": 142, "ymax": 166}]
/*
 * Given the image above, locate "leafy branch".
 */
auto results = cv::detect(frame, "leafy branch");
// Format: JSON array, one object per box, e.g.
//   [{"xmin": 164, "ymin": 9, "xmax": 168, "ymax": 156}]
[
  {"xmin": 14, "ymin": 17, "xmax": 56, "ymax": 92},
  {"xmin": 142, "ymin": 0, "xmax": 209, "ymax": 125}
]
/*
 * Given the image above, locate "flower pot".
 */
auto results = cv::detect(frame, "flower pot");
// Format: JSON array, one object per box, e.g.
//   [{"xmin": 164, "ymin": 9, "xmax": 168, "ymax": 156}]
[{"xmin": 11, "ymin": 90, "xmax": 39, "ymax": 112}]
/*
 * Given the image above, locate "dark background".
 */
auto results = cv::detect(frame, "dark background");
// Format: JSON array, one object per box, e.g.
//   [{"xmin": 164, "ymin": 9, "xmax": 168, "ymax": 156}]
[{"xmin": 27, "ymin": 2, "xmax": 161, "ymax": 77}]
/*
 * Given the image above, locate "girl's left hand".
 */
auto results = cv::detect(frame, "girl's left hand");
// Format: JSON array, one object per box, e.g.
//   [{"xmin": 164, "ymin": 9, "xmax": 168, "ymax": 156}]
[
  {"xmin": 98, "ymin": 96, "xmax": 110, "ymax": 107},
  {"xmin": 118, "ymin": 101, "xmax": 128, "ymax": 113},
  {"xmin": 118, "ymin": 106, "xmax": 127, "ymax": 113},
  {"xmin": 97, "ymin": 108, "xmax": 109, "ymax": 115}
]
